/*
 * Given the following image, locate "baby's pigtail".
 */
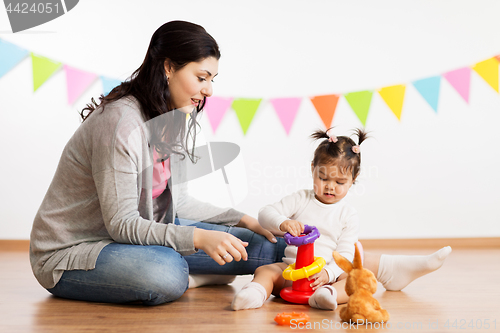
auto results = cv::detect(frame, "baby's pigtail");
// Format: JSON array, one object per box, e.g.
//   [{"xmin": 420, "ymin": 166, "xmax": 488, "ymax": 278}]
[
  {"xmin": 310, "ymin": 128, "xmax": 330, "ymax": 141},
  {"xmin": 311, "ymin": 127, "xmax": 340, "ymax": 167},
  {"xmin": 353, "ymin": 128, "xmax": 370, "ymax": 146}
]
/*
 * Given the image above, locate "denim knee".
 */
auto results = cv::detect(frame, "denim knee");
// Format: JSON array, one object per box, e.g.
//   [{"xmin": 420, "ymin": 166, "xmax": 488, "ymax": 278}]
[
  {"xmin": 138, "ymin": 249, "xmax": 190, "ymax": 306},
  {"xmin": 46, "ymin": 244, "xmax": 190, "ymax": 305}
]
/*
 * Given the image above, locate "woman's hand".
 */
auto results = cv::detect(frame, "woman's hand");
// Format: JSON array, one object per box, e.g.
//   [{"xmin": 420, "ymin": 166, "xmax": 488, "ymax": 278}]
[
  {"xmin": 308, "ymin": 269, "xmax": 330, "ymax": 290},
  {"xmin": 236, "ymin": 215, "xmax": 277, "ymax": 243},
  {"xmin": 279, "ymin": 219, "xmax": 304, "ymax": 237},
  {"xmin": 193, "ymin": 228, "xmax": 248, "ymax": 265}
]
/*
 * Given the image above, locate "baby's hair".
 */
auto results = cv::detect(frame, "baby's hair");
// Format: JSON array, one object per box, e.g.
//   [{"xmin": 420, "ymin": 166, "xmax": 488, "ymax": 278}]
[{"xmin": 310, "ymin": 127, "xmax": 369, "ymax": 181}]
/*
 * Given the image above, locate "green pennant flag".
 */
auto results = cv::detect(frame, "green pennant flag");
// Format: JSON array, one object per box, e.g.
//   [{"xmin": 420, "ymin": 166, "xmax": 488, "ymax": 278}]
[
  {"xmin": 31, "ymin": 53, "xmax": 62, "ymax": 91},
  {"xmin": 231, "ymin": 98, "xmax": 262, "ymax": 135},
  {"xmin": 344, "ymin": 90, "xmax": 373, "ymax": 126}
]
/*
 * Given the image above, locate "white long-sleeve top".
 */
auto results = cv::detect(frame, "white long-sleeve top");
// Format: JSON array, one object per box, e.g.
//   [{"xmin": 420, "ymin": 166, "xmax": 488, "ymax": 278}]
[{"xmin": 258, "ymin": 189, "xmax": 359, "ymax": 282}]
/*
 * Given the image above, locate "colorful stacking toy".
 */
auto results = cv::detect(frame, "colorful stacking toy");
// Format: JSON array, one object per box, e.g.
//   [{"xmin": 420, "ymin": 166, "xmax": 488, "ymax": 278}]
[{"xmin": 280, "ymin": 225, "xmax": 326, "ymax": 304}]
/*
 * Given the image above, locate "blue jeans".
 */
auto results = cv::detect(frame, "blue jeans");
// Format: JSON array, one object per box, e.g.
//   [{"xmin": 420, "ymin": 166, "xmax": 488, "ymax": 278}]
[
  {"xmin": 184, "ymin": 221, "xmax": 286, "ymax": 275},
  {"xmin": 47, "ymin": 221, "xmax": 286, "ymax": 305}
]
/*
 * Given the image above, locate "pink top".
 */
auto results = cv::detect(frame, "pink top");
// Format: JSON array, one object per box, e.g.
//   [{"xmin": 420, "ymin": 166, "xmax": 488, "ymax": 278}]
[{"xmin": 152, "ymin": 150, "xmax": 171, "ymax": 199}]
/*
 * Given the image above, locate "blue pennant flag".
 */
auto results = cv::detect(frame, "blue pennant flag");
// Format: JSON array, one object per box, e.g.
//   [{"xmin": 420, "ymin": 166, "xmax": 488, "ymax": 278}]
[
  {"xmin": 412, "ymin": 76, "xmax": 441, "ymax": 113},
  {"xmin": 100, "ymin": 76, "xmax": 121, "ymax": 96},
  {"xmin": 0, "ymin": 39, "xmax": 29, "ymax": 78}
]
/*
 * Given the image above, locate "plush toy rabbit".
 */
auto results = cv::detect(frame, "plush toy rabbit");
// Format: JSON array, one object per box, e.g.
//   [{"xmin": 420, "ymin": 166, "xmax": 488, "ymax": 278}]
[{"xmin": 332, "ymin": 243, "xmax": 390, "ymax": 324}]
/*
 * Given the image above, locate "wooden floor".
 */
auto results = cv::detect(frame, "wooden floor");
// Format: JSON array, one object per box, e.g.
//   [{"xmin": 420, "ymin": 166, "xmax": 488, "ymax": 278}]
[{"xmin": 1, "ymin": 246, "xmax": 499, "ymax": 333}]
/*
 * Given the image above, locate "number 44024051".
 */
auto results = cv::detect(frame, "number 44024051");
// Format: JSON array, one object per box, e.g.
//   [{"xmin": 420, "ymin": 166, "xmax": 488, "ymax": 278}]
[
  {"xmin": 5, "ymin": 2, "xmax": 60, "ymax": 14},
  {"xmin": 444, "ymin": 319, "xmax": 496, "ymax": 330}
]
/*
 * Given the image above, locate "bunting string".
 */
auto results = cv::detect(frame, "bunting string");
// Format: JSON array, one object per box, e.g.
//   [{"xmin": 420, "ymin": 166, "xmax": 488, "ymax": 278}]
[
  {"xmin": 0, "ymin": 39, "xmax": 122, "ymax": 104},
  {"xmin": 1, "ymin": 38, "xmax": 498, "ymax": 135}
]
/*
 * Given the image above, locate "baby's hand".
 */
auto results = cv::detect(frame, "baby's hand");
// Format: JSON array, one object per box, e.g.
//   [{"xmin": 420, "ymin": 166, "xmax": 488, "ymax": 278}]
[
  {"xmin": 308, "ymin": 269, "xmax": 330, "ymax": 290},
  {"xmin": 279, "ymin": 219, "xmax": 304, "ymax": 237}
]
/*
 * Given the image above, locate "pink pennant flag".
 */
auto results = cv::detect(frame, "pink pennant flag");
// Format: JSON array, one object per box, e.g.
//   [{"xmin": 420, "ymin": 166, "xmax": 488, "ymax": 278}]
[
  {"xmin": 204, "ymin": 96, "xmax": 233, "ymax": 133},
  {"xmin": 270, "ymin": 97, "xmax": 302, "ymax": 135},
  {"xmin": 64, "ymin": 65, "xmax": 97, "ymax": 104},
  {"xmin": 443, "ymin": 67, "xmax": 471, "ymax": 103}
]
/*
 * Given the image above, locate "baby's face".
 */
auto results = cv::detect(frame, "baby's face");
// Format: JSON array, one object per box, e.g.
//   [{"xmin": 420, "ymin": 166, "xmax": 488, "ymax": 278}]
[{"xmin": 311, "ymin": 163, "xmax": 354, "ymax": 204}]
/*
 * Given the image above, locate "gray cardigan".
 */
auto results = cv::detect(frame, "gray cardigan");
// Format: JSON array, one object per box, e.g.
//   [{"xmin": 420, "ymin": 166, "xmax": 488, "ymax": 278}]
[{"xmin": 30, "ymin": 96, "xmax": 244, "ymax": 289}]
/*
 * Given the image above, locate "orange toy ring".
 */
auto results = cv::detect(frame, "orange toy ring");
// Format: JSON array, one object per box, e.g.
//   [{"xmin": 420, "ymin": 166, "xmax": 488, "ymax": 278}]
[{"xmin": 274, "ymin": 312, "xmax": 310, "ymax": 326}]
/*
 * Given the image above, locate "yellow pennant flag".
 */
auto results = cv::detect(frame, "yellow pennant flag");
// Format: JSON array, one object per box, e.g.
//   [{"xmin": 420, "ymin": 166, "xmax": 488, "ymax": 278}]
[
  {"xmin": 378, "ymin": 84, "xmax": 406, "ymax": 120},
  {"xmin": 472, "ymin": 57, "xmax": 499, "ymax": 93}
]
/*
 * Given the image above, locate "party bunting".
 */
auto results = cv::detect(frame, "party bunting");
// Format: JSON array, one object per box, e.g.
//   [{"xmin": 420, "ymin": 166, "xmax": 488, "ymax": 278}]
[
  {"xmin": 0, "ymin": 39, "xmax": 29, "ymax": 79},
  {"xmin": 412, "ymin": 76, "xmax": 441, "ymax": 112},
  {"xmin": 378, "ymin": 85, "xmax": 406, "ymax": 121},
  {"xmin": 443, "ymin": 67, "xmax": 471, "ymax": 103},
  {"xmin": 309, "ymin": 94, "xmax": 340, "ymax": 129},
  {"xmin": 231, "ymin": 98, "xmax": 262, "ymax": 135},
  {"xmin": 31, "ymin": 53, "xmax": 62, "ymax": 92},
  {"xmin": 64, "ymin": 65, "xmax": 97, "ymax": 104},
  {"xmin": 270, "ymin": 97, "xmax": 302, "ymax": 135},
  {"xmin": 0, "ymin": 39, "xmax": 498, "ymax": 134},
  {"xmin": 344, "ymin": 91, "xmax": 373, "ymax": 126},
  {"xmin": 204, "ymin": 96, "xmax": 233, "ymax": 133},
  {"xmin": 472, "ymin": 57, "xmax": 499, "ymax": 93},
  {"xmin": 100, "ymin": 76, "xmax": 121, "ymax": 96}
]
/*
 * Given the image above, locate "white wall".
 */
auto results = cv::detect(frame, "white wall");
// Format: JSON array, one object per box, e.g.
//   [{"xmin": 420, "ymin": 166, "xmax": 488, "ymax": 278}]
[{"xmin": 1, "ymin": 0, "xmax": 499, "ymax": 239}]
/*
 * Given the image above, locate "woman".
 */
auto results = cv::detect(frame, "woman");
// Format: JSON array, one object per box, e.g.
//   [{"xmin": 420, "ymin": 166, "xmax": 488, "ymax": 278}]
[
  {"xmin": 30, "ymin": 21, "xmax": 285, "ymax": 305},
  {"xmin": 30, "ymin": 20, "xmax": 450, "ymax": 306}
]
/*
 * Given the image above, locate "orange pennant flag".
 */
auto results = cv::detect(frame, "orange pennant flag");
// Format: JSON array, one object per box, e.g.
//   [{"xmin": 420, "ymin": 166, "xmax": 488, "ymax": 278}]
[
  {"xmin": 378, "ymin": 84, "xmax": 406, "ymax": 121},
  {"xmin": 309, "ymin": 94, "xmax": 340, "ymax": 129}
]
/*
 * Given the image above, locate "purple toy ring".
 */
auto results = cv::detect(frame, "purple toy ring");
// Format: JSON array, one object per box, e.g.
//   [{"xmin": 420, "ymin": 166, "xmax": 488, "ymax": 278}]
[{"xmin": 283, "ymin": 225, "xmax": 320, "ymax": 246}]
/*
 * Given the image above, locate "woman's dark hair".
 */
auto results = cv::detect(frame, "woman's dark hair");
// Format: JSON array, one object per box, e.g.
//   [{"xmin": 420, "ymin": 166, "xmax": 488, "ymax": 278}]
[
  {"xmin": 310, "ymin": 127, "xmax": 369, "ymax": 181},
  {"xmin": 80, "ymin": 21, "xmax": 221, "ymax": 161}
]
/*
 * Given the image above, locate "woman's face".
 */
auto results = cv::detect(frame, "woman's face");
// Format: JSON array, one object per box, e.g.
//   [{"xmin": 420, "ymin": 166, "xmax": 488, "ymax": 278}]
[{"xmin": 164, "ymin": 57, "xmax": 219, "ymax": 114}]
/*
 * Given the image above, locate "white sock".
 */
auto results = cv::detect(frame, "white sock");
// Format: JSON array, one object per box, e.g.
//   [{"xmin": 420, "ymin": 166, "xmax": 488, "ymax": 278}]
[
  {"xmin": 377, "ymin": 246, "xmax": 452, "ymax": 291},
  {"xmin": 308, "ymin": 285, "xmax": 338, "ymax": 310},
  {"xmin": 231, "ymin": 282, "xmax": 267, "ymax": 311},
  {"xmin": 188, "ymin": 274, "xmax": 236, "ymax": 289}
]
